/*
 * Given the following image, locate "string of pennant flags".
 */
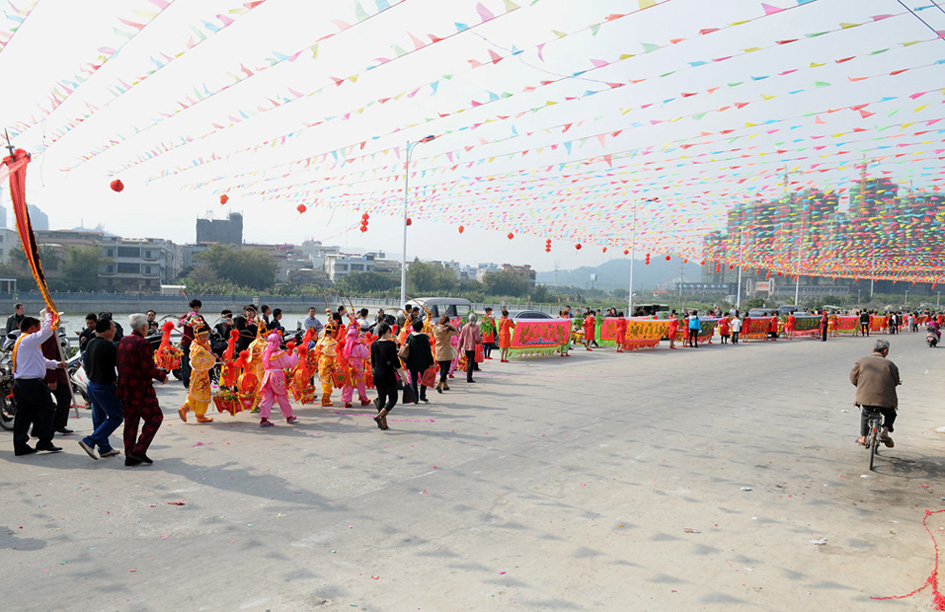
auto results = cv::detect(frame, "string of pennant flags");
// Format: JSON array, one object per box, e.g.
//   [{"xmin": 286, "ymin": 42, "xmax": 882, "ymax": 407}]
[{"xmin": 3, "ymin": 0, "xmax": 945, "ymax": 284}]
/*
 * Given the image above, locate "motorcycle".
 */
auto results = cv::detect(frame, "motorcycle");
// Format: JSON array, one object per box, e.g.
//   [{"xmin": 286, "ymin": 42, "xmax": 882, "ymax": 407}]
[
  {"xmin": 0, "ymin": 353, "xmax": 14, "ymax": 431},
  {"xmin": 67, "ymin": 352, "xmax": 90, "ymax": 405},
  {"xmin": 928, "ymin": 329, "xmax": 939, "ymax": 348}
]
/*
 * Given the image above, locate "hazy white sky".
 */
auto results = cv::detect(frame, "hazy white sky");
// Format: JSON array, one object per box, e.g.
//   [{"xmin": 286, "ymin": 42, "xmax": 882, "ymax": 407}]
[{"xmin": 1, "ymin": 0, "xmax": 943, "ymax": 272}]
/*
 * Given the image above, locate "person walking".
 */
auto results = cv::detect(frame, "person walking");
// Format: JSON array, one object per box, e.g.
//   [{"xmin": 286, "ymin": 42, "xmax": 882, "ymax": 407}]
[
  {"xmin": 688, "ymin": 311, "xmax": 701, "ymax": 348},
  {"xmin": 405, "ymin": 319, "xmax": 434, "ymax": 403},
  {"xmin": 432, "ymin": 316, "xmax": 458, "ymax": 392},
  {"xmin": 177, "ymin": 325, "xmax": 215, "ymax": 424},
  {"xmin": 820, "ymin": 309, "xmax": 828, "ymax": 342},
  {"xmin": 11, "ymin": 309, "xmax": 65, "ymax": 456},
  {"xmin": 41, "ymin": 332, "xmax": 73, "ymax": 435},
  {"xmin": 851, "ymin": 339, "xmax": 900, "ymax": 447},
  {"xmin": 370, "ymin": 323, "xmax": 401, "ymax": 430},
  {"xmin": 117, "ymin": 313, "xmax": 168, "ymax": 466},
  {"xmin": 498, "ymin": 309, "xmax": 515, "ymax": 362},
  {"xmin": 730, "ymin": 314, "xmax": 742, "ymax": 344},
  {"xmin": 458, "ymin": 313, "xmax": 482, "ymax": 383},
  {"xmin": 77, "ymin": 318, "xmax": 123, "ymax": 460}
]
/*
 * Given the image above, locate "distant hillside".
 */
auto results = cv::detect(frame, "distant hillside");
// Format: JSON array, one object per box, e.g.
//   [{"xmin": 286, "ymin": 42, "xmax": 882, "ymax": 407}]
[{"xmin": 536, "ymin": 258, "xmax": 703, "ymax": 291}]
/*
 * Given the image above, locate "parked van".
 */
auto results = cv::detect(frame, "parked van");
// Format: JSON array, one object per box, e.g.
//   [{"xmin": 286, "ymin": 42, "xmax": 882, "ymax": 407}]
[{"xmin": 406, "ymin": 297, "xmax": 473, "ymax": 320}]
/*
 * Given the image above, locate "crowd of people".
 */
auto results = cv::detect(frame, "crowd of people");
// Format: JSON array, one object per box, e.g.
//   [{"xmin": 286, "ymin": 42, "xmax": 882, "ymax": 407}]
[{"xmin": 7, "ymin": 298, "xmax": 939, "ymax": 465}]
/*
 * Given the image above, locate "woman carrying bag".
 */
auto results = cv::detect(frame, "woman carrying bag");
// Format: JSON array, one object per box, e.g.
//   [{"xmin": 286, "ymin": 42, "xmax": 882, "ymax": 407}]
[
  {"xmin": 404, "ymin": 319, "xmax": 434, "ymax": 404},
  {"xmin": 432, "ymin": 316, "xmax": 458, "ymax": 393}
]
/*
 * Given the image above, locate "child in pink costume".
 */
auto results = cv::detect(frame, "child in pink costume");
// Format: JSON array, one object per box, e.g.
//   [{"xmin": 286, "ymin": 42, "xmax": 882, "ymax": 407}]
[
  {"xmin": 341, "ymin": 324, "xmax": 372, "ymax": 408},
  {"xmin": 259, "ymin": 332, "xmax": 301, "ymax": 427}
]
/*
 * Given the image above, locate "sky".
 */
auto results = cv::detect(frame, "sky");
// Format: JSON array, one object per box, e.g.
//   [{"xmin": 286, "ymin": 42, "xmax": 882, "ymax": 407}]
[{"xmin": 0, "ymin": 0, "xmax": 944, "ymax": 273}]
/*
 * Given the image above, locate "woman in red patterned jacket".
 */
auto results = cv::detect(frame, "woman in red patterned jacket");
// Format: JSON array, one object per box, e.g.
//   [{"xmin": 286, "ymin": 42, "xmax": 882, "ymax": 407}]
[{"xmin": 117, "ymin": 313, "xmax": 168, "ymax": 467}]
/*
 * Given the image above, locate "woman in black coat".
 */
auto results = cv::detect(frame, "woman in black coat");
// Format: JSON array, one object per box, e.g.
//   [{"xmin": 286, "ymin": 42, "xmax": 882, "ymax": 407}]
[{"xmin": 404, "ymin": 319, "xmax": 435, "ymax": 403}]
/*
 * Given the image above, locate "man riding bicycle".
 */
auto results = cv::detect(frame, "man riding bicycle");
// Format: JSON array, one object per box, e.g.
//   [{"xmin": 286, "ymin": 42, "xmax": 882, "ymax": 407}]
[{"xmin": 850, "ymin": 339, "xmax": 900, "ymax": 448}]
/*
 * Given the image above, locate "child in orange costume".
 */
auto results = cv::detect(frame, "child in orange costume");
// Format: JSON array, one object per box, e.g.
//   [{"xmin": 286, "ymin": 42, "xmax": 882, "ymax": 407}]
[
  {"xmin": 153, "ymin": 321, "xmax": 182, "ymax": 371},
  {"xmin": 314, "ymin": 320, "xmax": 339, "ymax": 406},
  {"xmin": 235, "ymin": 351, "xmax": 259, "ymax": 413}
]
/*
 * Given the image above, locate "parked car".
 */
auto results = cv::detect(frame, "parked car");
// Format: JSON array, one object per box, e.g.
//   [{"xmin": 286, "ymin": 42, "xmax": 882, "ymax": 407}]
[
  {"xmin": 507, "ymin": 310, "xmax": 552, "ymax": 320},
  {"xmin": 406, "ymin": 297, "xmax": 473, "ymax": 320}
]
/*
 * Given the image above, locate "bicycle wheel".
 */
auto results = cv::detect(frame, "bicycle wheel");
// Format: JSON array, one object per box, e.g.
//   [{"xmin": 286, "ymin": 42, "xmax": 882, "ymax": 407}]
[
  {"xmin": 0, "ymin": 393, "xmax": 15, "ymax": 431},
  {"xmin": 868, "ymin": 416, "xmax": 879, "ymax": 471}
]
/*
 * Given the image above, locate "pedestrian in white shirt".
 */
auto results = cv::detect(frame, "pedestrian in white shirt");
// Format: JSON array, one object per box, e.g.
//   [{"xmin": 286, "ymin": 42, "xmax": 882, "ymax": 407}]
[
  {"xmin": 730, "ymin": 316, "xmax": 743, "ymax": 344},
  {"xmin": 12, "ymin": 309, "xmax": 67, "ymax": 456}
]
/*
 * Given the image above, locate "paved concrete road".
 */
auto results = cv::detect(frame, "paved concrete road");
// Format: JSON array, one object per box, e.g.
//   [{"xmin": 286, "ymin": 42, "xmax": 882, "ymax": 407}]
[{"xmin": 1, "ymin": 331, "xmax": 943, "ymax": 611}]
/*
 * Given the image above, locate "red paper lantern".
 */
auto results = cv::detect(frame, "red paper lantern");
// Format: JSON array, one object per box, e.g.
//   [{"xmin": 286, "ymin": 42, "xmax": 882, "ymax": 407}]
[
  {"xmin": 602, "ymin": 247, "xmax": 607, "ymax": 253},
  {"xmin": 683, "ymin": 258, "xmax": 687, "ymax": 263},
  {"xmin": 458, "ymin": 225, "xmax": 465, "ymax": 234},
  {"xmin": 406, "ymin": 218, "xmax": 413, "ymax": 226},
  {"xmin": 728, "ymin": 264, "xmax": 734, "ymax": 269},
  {"xmin": 359, "ymin": 226, "xmax": 367, "ymax": 233},
  {"xmin": 362, "ymin": 212, "xmax": 369, "ymax": 220},
  {"xmin": 109, "ymin": 179, "xmax": 124, "ymax": 192},
  {"xmin": 297, "ymin": 204, "xmax": 307, "ymax": 213},
  {"xmin": 665, "ymin": 255, "xmax": 671, "ymax": 261},
  {"xmin": 575, "ymin": 243, "xmax": 582, "ymax": 250},
  {"xmin": 623, "ymin": 249, "xmax": 629, "ymax": 256},
  {"xmin": 219, "ymin": 194, "xmax": 229, "ymax": 205},
  {"xmin": 507, "ymin": 232, "xmax": 514, "ymax": 240}
]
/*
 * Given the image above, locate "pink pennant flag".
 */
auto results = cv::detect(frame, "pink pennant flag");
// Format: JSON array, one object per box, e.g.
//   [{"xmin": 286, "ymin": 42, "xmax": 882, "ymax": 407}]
[
  {"xmin": 761, "ymin": 3, "xmax": 784, "ymax": 15},
  {"xmin": 477, "ymin": 2, "xmax": 495, "ymax": 21}
]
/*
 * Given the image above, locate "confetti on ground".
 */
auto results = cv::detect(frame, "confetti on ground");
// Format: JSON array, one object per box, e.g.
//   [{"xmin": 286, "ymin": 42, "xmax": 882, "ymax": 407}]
[
  {"xmin": 809, "ymin": 538, "xmax": 827, "ymax": 545},
  {"xmin": 683, "ymin": 528, "xmax": 701, "ymax": 534},
  {"xmin": 167, "ymin": 501, "xmax": 185, "ymax": 506},
  {"xmin": 741, "ymin": 487, "xmax": 752, "ymax": 491}
]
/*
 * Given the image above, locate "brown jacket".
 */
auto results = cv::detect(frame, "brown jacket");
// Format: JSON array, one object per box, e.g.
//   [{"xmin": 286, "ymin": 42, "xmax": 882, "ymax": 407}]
[
  {"xmin": 850, "ymin": 353, "xmax": 900, "ymax": 408},
  {"xmin": 432, "ymin": 323, "xmax": 458, "ymax": 362}
]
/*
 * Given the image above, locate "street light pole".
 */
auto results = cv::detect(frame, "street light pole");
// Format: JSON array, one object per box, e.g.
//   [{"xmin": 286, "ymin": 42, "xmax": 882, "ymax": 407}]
[
  {"xmin": 628, "ymin": 201, "xmax": 637, "ymax": 317},
  {"xmin": 628, "ymin": 197, "xmax": 658, "ymax": 317},
  {"xmin": 399, "ymin": 135, "xmax": 436, "ymax": 311}
]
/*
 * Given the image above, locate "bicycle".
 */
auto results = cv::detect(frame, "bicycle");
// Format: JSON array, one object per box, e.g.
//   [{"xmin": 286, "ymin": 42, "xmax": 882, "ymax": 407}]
[{"xmin": 862, "ymin": 407, "xmax": 885, "ymax": 471}]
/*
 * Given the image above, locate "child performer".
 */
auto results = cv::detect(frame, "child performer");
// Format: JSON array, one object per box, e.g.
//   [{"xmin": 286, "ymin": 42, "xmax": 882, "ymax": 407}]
[
  {"xmin": 480, "ymin": 308, "xmax": 497, "ymax": 360},
  {"xmin": 178, "ymin": 326, "xmax": 215, "ymax": 423},
  {"xmin": 259, "ymin": 332, "xmax": 300, "ymax": 427},
  {"xmin": 341, "ymin": 324, "xmax": 371, "ymax": 408}
]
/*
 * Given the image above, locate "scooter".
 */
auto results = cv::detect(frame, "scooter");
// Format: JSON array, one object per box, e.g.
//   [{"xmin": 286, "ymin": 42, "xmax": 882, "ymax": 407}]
[{"xmin": 928, "ymin": 329, "xmax": 939, "ymax": 348}]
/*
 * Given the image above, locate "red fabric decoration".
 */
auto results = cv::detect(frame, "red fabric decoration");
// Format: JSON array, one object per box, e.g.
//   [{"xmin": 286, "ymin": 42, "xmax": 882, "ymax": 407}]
[{"xmin": 109, "ymin": 179, "xmax": 124, "ymax": 192}]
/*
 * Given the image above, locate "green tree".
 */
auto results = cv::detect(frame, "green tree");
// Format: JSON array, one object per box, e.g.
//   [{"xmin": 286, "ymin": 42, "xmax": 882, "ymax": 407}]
[
  {"xmin": 193, "ymin": 244, "xmax": 276, "ymax": 290},
  {"xmin": 57, "ymin": 246, "xmax": 102, "ymax": 291},
  {"xmin": 407, "ymin": 259, "xmax": 457, "ymax": 294},
  {"xmin": 335, "ymin": 271, "xmax": 399, "ymax": 293},
  {"xmin": 530, "ymin": 283, "xmax": 552, "ymax": 303},
  {"xmin": 482, "ymin": 270, "xmax": 531, "ymax": 298}
]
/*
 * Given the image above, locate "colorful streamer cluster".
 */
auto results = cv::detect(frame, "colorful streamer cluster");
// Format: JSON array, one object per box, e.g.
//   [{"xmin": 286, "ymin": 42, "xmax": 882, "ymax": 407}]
[{"xmin": 1, "ymin": 0, "xmax": 944, "ymax": 283}]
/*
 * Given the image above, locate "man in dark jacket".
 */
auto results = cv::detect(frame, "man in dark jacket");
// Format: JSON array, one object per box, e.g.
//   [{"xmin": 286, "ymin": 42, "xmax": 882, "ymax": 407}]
[
  {"xmin": 117, "ymin": 313, "xmax": 168, "ymax": 466},
  {"xmin": 851, "ymin": 339, "xmax": 900, "ymax": 448},
  {"xmin": 77, "ymin": 318, "xmax": 122, "ymax": 459},
  {"xmin": 41, "ymin": 333, "xmax": 72, "ymax": 435}
]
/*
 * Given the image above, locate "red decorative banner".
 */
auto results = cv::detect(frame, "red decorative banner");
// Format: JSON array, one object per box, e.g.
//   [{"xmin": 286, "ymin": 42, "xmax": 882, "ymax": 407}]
[
  {"xmin": 739, "ymin": 316, "xmax": 777, "ymax": 341},
  {"xmin": 510, "ymin": 319, "xmax": 571, "ymax": 356},
  {"xmin": 836, "ymin": 315, "xmax": 860, "ymax": 334},
  {"xmin": 622, "ymin": 318, "xmax": 671, "ymax": 351}
]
